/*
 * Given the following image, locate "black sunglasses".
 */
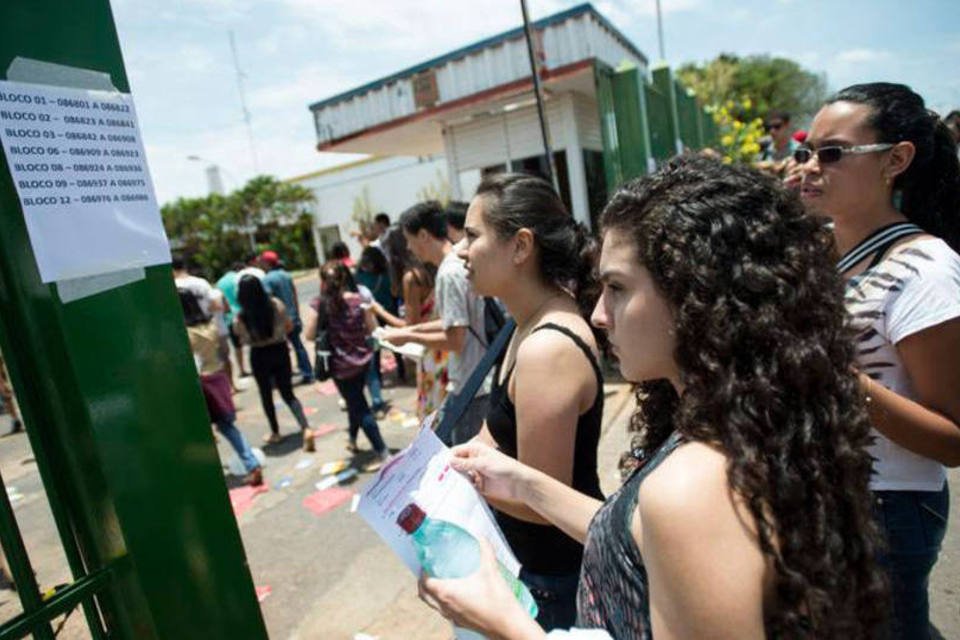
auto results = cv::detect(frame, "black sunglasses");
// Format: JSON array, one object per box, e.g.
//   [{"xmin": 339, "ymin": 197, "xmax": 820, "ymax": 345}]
[{"xmin": 793, "ymin": 143, "xmax": 894, "ymax": 165}]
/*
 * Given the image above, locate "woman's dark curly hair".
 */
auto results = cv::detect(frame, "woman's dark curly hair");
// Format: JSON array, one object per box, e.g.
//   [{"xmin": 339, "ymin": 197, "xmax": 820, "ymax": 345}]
[{"xmin": 603, "ymin": 155, "xmax": 888, "ymax": 638}]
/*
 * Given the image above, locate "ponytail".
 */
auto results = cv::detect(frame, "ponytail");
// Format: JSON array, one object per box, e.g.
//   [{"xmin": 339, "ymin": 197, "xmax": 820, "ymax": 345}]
[{"xmin": 830, "ymin": 83, "xmax": 960, "ymax": 251}]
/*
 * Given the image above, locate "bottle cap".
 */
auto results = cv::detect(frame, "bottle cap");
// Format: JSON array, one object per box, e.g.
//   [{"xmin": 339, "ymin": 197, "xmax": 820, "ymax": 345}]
[{"xmin": 396, "ymin": 503, "xmax": 426, "ymax": 533}]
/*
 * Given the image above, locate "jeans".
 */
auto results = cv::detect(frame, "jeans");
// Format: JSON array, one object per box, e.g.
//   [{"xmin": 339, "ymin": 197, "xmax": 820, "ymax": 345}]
[
  {"xmin": 518, "ymin": 567, "xmax": 579, "ymax": 632},
  {"xmin": 366, "ymin": 348, "xmax": 385, "ymax": 409},
  {"xmin": 250, "ymin": 342, "xmax": 309, "ymax": 435},
  {"xmin": 874, "ymin": 484, "xmax": 950, "ymax": 640},
  {"xmin": 214, "ymin": 414, "xmax": 260, "ymax": 473},
  {"xmin": 287, "ymin": 320, "xmax": 313, "ymax": 381},
  {"xmin": 334, "ymin": 365, "xmax": 387, "ymax": 455}
]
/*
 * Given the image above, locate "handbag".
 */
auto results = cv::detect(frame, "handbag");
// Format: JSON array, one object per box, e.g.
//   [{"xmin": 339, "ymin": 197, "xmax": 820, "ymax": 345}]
[{"xmin": 314, "ymin": 300, "xmax": 333, "ymax": 382}]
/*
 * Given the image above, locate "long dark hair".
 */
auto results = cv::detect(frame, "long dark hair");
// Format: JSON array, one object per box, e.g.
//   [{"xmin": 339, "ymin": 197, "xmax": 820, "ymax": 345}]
[
  {"xmin": 237, "ymin": 275, "xmax": 274, "ymax": 341},
  {"xmin": 829, "ymin": 82, "xmax": 960, "ymax": 250},
  {"xmin": 603, "ymin": 156, "xmax": 887, "ymax": 638},
  {"xmin": 383, "ymin": 226, "xmax": 432, "ymax": 299},
  {"xmin": 319, "ymin": 260, "xmax": 355, "ymax": 314},
  {"xmin": 358, "ymin": 245, "xmax": 389, "ymax": 275},
  {"xmin": 178, "ymin": 289, "xmax": 209, "ymax": 328},
  {"xmin": 474, "ymin": 172, "xmax": 599, "ymax": 320}
]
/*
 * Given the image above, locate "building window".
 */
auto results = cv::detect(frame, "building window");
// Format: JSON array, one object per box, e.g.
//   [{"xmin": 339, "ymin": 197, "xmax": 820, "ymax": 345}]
[
  {"xmin": 480, "ymin": 151, "xmax": 572, "ymax": 213},
  {"xmin": 583, "ymin": 150, "xmax": 607, "ymax": 231}
]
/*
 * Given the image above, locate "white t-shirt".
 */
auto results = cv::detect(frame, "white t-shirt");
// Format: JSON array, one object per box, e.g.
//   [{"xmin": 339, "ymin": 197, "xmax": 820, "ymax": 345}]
[
  {"xmin": 435, "ymin": 250, "xmax": 486, "ymax": 395},
  {"xmin": 845, "ymin": 236, "xmax": 960, "ymax": 491}
]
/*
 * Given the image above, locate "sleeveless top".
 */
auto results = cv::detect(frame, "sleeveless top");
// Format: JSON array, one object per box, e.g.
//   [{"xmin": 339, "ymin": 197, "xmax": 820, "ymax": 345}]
[
  {"xmin": 577, "ymin": 430, "xmax": 684, "ymax": 639},
  {"xmin": 486, "ymin": 323, "xmax": 605, "ymax": 575},
  {"xmin": 312, "ymin": 294, "xmax": 373, "ymax": 380}
]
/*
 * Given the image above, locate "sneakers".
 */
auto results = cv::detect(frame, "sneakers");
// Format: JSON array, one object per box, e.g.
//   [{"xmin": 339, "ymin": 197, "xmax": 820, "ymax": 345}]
[
  {"xmin": 262, "ymin": 432, "xmax": 282, "ymax": 445},
  {"xmin": 302, "ymin": 429, "xmax": 316, "ymax": 453},
  {"xmin": 245, "ymin": 467, "xmax": 264, "ymax": 487},
  {"xmin": 338, "ymin": 398, "xmax": 347, "ymax": 411}
]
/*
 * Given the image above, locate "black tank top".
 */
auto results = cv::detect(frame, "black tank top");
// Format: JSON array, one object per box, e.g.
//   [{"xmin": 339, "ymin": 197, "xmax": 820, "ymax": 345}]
[
  {"xmin": 576, "ymin": 431, "xmax": 683, "ymax": 639},
  {"xmin": 486, "ymin": 323, "xmax": 605, "ymax": 575}
]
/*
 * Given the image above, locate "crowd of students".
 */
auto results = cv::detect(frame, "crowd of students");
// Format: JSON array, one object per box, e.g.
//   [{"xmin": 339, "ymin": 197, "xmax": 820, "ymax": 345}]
[
  {"xmin": 167, "ymin": 80, "xmax": 959, "ymax": 639},
  {"xmin": 409, "ymin": 82, "xmax": 959, "ymax": 640}
]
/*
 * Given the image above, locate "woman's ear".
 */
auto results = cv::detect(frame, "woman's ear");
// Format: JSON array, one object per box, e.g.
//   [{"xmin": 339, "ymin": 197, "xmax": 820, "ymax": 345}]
[
  {"xmin": 885, "ymin": 140, "xmax": 916, "ymax": 181},
  {"xmin": 514, "ymin": 228, "xmax": 535, "ymax": 265}
]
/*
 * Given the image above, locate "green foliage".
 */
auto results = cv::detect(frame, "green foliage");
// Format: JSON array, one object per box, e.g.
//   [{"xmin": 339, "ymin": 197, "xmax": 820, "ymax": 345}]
[
  {"xmin": 416, "ymin": 168, "xmax": 452, "ymax": 205},
  {"xmin": 677, "ymin": 53, "xmax": 828, "ymax": 124},
  {"xmin": 161, "ymin": 175, "xmax": 317, "ymax": 279}
]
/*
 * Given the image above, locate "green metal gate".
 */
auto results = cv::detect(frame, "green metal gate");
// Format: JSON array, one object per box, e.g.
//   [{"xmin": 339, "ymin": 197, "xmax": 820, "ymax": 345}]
[{"xmin": 0, "ymin": 2, "xmax": 269, "ymax": 638}]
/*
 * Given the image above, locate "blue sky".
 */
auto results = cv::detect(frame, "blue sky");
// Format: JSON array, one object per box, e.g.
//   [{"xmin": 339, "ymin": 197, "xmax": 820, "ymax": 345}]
[{"xmin": 110, "ymin": 0, "xmax": 960, "ymax": 205}]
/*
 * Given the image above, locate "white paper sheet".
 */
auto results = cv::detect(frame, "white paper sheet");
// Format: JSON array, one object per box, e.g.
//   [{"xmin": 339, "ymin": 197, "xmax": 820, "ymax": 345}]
[
  {"xmin": 0, "ymin": 79, "xmax": 170, "ymax": 282},
  {"xmin": 372, "ymin": 327, "xmax": 426, "ymax": 361},
  {"xmin": 356, "ymin": 421, "xmax": 520, "ymax": 578}
]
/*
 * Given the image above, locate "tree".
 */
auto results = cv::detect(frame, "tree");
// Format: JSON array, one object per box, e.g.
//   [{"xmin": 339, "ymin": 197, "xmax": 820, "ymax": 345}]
[
  {"xmin": 677, "ymin": 53, "xmax": 828, "ymax": 123},
  {"xmin": 161, "ymin": 175, "xmax": 317, "ymax": 279}
]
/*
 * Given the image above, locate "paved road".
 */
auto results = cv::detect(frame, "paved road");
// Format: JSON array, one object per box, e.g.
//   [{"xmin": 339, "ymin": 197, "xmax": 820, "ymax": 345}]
[{"xmin": 0, "ymin": 271, "xmax": 956, "ymax": 638}]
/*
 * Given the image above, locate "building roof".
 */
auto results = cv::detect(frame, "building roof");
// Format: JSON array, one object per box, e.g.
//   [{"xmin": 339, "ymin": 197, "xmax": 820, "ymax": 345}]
[{"xmin": 307, "ymin": 3, "xmax": 647, "ymax": 113}]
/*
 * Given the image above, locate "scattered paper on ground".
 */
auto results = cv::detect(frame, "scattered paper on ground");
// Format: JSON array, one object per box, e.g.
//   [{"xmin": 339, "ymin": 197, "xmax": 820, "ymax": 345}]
[
  {"xmin": 314, "ymin": 381, "xmax": 338, "ymax": 396},
  {"xmin": 255, "ymin": 585, "xmax": 272, "ymax": 603},
  {"xmin": 229, "ymin": 484, "xmax": 268, "ymax": 518},
  {"xmin": 313, "ymin": 423, "xmax": 338, "ymax": 437}
]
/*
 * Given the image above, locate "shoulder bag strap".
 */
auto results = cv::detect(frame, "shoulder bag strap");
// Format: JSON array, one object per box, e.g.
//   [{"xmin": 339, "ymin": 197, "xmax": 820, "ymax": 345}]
[{"xmin": 434, "ymin": 318, "xmax": 516, "ymax": 444}]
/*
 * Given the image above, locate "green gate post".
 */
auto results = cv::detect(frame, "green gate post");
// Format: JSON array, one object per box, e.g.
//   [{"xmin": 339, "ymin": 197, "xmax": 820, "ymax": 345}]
[
  {"xmin": 651, "ymin": 64, "xmax": 683, "ymax": 157},
  {"xmin": 611, "ymin": 65, "xmax": 653, "ymax": 180},
  {"xmin": 593, "ymin": 62, "xmax": 624, "ymax": 195},
  {"xmin": 0, "ymin": 2, "xmax": 269, "ymax": 638}
]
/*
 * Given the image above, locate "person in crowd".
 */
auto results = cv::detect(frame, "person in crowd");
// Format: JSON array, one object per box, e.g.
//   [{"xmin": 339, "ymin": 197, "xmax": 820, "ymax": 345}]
[
  {"xmin": 0, "ymin": 351, "xmax": 21, "ymax": 435},
  {"xmin": 305, "ymin": 261, "xmax": 390, "ymax": 471},
  {"xmin": 174, "ymin": 257, "xmax": 236, "ymax": 391},
  {"xmin": 759, "ymin": 109, "xmax": 799, "ymax": 162},
  {"xmin": 376, "ymin": 227, "xmax": 438, "ymax": 407},
  {"xmin": 370, "ymin": 213, "xmax": 392, "ymax": 253},
  {"xmin": 794, "ymin": 82, "xmax": 960, "ymax": 639},
  {"xmin": 456, "ymin": 173, "xmax": 604, "ymax": 630},
  {"xmin": 234, "ymin": 275, "xmax": 314, "ymax": 449},
  {"xmin": 329, "ymin": 241, "xmax": 355, "ymax": 269},
  {"xmin": 356, "ymin": 246, "xmax": 394, "ymax": 416},
  {"xmin": 944, "ymin": 110, "xmax": 960, "ymax": 149},
  {"xmin": 261, "ymin": 250, "xmax": 313, "ymax": 385},
  {"xmin": 238, "ymin": 252, "xmax": 266, "ymax": 281},
  {"xmin": 217, "ymin": 262, "xmax": 252, "ymax": 378},
  {"xmin": 382, "ymin": 202, "xmax": 487, "ymax": 444},
  {"xmin": 445, "ymin": 201, "xmax": 468, "ymax": 245},
  {"xmin": 419, "ymin": 156, "xmax": 888, "ymax": 639},
  {"xmin": 179, "ymin": 290, "xmax": 263, "ymax": 486}
]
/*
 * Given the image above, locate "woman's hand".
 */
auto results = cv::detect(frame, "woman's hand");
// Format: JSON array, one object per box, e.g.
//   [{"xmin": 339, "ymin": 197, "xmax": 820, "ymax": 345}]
[
  {"xmin": 450, "ymin": 442, "xmax": 530, "ymax": 504},
  {"xmin": 381, "ymin": 327, "xmax": 410, "ymax": 346},
  {"xmin": 419, "ymin": 538, "xmax": 543, "ymax": 640}
]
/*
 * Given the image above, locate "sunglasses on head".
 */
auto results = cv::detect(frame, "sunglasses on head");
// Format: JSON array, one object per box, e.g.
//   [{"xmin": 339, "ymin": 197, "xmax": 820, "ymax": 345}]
[{"xmin": 793, "ymin": 143, "xmax": 895, "ymax": 165}]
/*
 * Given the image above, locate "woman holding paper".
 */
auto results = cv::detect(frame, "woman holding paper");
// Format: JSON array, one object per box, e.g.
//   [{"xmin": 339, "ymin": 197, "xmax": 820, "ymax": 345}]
[
  {"xmin": 454, "ymin": 173, "xmax": 605, "ymax": 631},
  {"xmin": 420, "ymin": 157, "xmax": 888, "ymax": 639}
]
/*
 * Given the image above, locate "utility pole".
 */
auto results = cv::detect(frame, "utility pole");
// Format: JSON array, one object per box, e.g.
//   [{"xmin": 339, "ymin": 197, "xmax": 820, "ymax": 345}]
[
  {"xmin": 228, "ymin": 31, "xmax": 260, "ymax": 174},
  {"xmin": 655, "ymin": 0, "xmax": 666, "ymax": 61},
  {"xmin": 519, "ymin": 0, "xmax": 559, "ymax": 192}
]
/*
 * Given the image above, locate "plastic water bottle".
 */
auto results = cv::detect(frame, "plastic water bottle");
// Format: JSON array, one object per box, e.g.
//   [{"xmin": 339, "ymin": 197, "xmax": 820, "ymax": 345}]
[{"xmin": 396, "ymin": 503, "xmax": 538, "ymax": 618}]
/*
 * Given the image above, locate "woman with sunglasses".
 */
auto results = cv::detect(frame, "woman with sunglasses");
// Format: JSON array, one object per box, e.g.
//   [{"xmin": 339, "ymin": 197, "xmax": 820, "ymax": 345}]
[
  {"xmin": 795, "ymin": 82, "xmax": 960, "ymax": 639},
  {"xmin": 416, "ymin": 156, "xmax": 887, "ymax": 639}
]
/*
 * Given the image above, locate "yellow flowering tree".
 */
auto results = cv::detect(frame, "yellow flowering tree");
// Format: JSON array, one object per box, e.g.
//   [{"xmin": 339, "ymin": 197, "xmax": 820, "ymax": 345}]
[{"xmin": 708, "ymin": 98, "xmax": 765, "ymax": 164}]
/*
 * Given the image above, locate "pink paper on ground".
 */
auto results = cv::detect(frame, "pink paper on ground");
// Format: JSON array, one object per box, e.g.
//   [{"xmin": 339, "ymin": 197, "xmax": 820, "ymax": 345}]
[
  {"xmin": 255, "ymin": 585, "xmax": 272, "ymax": 603},
  {"xmin": 312, "ymin": 423, "xmax": 338, "ymax": 437},
  {"xmin": 302, "ymin": 487, "xmax": 354, "ymax": 516},
  {"xmin": 314, "ymin": 380, "xmax": 338, "ymax": 395},
  {"xmin": 304, "ymin": 406, "xmax": 319, "ymax": 416},
  {"xmin": 230, "ymin": 484, "xmax": 268, "ymax": 518}
]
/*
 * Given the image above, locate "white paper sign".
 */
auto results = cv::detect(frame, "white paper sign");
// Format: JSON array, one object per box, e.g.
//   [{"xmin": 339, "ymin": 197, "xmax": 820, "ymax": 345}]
[
  {"xmin": 0, "ymin": 79, "xmax": 170, "ymax": 282},
  {"xmin": 357, "ymin": 423, "xmax": 520, "ymax": 578}
]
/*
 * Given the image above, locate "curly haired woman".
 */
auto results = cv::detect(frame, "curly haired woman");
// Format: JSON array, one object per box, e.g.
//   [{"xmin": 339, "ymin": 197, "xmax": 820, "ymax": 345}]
[{"xmin": 418, "ymin": 156, "xmax": 888, "ymax": 639}]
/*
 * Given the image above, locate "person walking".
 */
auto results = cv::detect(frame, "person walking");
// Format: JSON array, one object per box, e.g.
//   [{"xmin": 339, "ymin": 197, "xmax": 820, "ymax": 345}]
[
  {"xmin": 796, "ymin": 82, "xmax": 960, "ymax": 639},
  {"xmin": 234, "ymin": 275, "xmax": 315, "ymax": 449},
  {"xmin": 261, "ymin": 250, "xmax": 313, "ymax": 385},
  {"xmin": 356, "ymin": 246, "xmax": 394, "ymax": 416},
  {"xmin": 305, "ymin": 261, "xmax": 390, "ymax": 471}
]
